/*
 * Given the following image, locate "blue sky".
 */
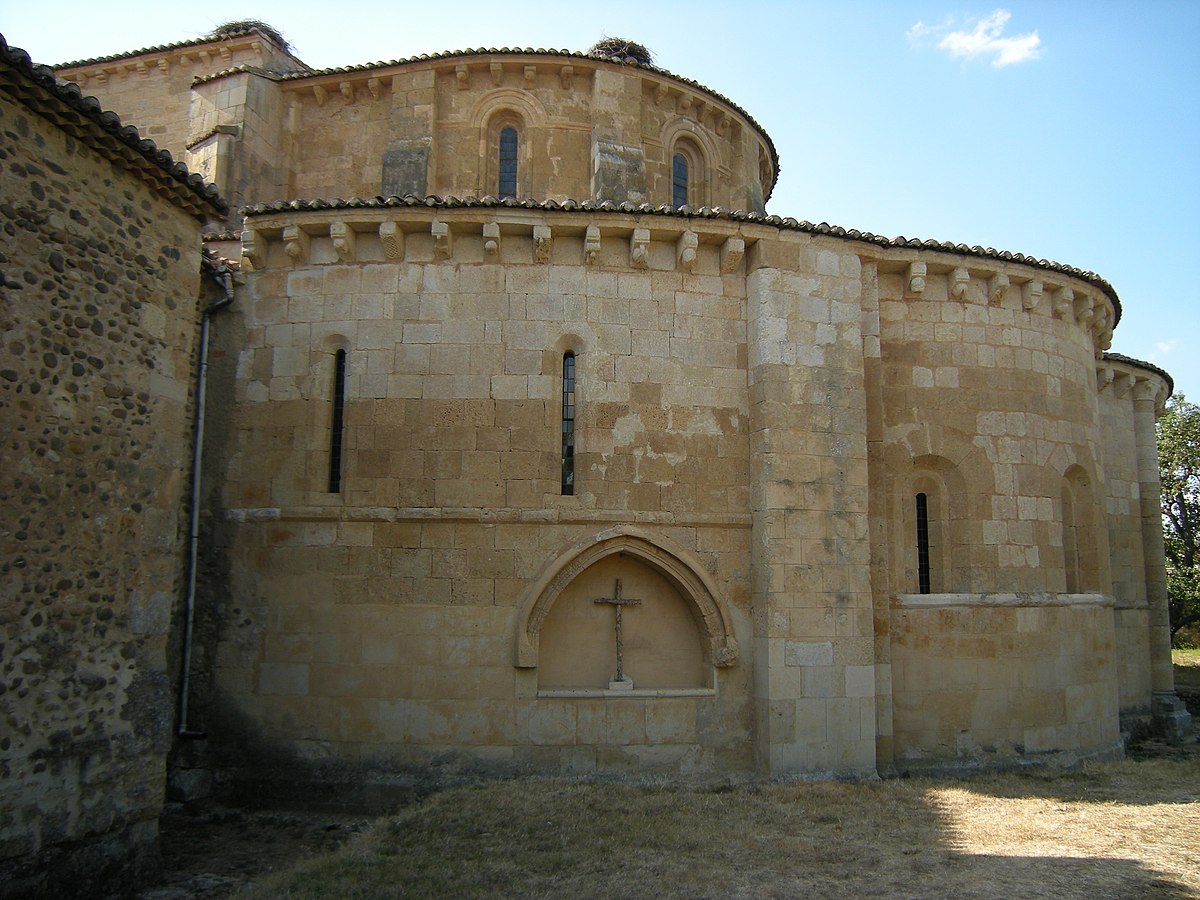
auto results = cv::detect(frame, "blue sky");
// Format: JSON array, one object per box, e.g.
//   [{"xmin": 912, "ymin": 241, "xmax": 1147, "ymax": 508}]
[{"xmin": 5, "ymin": 1, "xmax": 1198, "ymax": 399}]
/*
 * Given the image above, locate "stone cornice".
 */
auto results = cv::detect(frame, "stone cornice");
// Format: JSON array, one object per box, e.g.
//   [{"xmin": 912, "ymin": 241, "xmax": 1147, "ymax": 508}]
[
  {"xmin": 53, "ymin": 26, "xmax": 308, "ymax": 74},
  {"xmin": 240, "ymin": 193, "xmax": 1122, "ymax": 321},
  {"xmin": 1097, "ymin": 353, "xmax": 1173, "ymax": 408}
]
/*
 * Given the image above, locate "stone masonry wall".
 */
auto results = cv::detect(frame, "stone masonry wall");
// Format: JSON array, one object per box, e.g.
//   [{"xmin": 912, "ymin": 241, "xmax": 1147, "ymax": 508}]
[{"xmin": 0, "ymin": 89, "xmax": 204, "ymax": 896}]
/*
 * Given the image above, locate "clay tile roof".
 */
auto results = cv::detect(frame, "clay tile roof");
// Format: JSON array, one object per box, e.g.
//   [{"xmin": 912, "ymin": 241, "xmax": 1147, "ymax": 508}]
[
  {"xmin": 241, "ymin": 193, "xmax": 1120, "ymax": 318},
  {"xmin": 1, "ymin": 33, "xmax": 227, "ymax": 220},
  {"xmin": 1103, "ymin": 353, "xmax": 1173, "ymax": 397},
  {"xmin": 195, "ymin": 46, "xmax": 781, "ymax": 201},
  {"xmin": 53, "ymin": 23, "xmax": 304, "ymax": 71}
]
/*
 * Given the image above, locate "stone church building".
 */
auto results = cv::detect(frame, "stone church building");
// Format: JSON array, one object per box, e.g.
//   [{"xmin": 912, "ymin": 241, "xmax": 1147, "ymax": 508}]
[{"xmin": 1, "ymin": 21, "xmax": 1193, "ymax": 894}]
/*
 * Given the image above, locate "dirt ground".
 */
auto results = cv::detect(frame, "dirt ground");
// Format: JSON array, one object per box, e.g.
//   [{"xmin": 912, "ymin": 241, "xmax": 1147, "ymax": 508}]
[{"xmin": 135, "ymin": 688, "xmax": 1200, "ymax": 900}]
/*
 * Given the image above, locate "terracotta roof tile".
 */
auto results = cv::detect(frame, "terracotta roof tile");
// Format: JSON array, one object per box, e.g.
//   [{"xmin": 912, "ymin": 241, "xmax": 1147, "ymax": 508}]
[
  {"xmin": 1103, "ymin": 352, "xmax": 1173, "ymax": 397},
  {"xmin": 241, "ymin": 193, "xmax": 1121, "ymax": 319},
  {"xmin": 1, "ymin": 33, "xmax": 227, "ymax": 219}
]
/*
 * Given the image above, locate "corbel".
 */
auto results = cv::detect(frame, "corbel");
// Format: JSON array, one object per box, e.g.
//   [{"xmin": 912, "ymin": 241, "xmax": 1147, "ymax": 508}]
[
  {"xmin": 677, "ymin": 95, "xmax": 693, "ymax": 115},
  {"xmin": 560, "ymin": 65, "xmax": 574, "ymax": 89},
  {"xmin": 178, "ymin": 53, "xmax": 191, "ymax": 68},
  {"xmin": 676, "ymin": 230, "xmax": 698, "ymax": 273},
  {"xmin": 455, "ymin": 64, "xmax": 469, "ymax": 89},
  {"xmin": 1021, "ymin": 279, "xmax": 1043, "ymax": 311},
  {"xmin": 718, "ymin": 114, "xmax": 731, "ymax": 136},
  {"xmin": 1052, "ymin": 286, "xmax": 1074, "ymax": 319},
  {"xmin": 94, "ymin": 72, "xmax": 108, "ymax": 85},
  {"xmin": 523, "ymin": 65, "xmax": 537, "ymax": 85},
  {"xmin": 654, "ymin": 82, "xmax": 668, "ymax": 105},
  {"xmin": 157, "ymin": 58, "xmax": 169, "ymax": 74},
  {"xmin": 720, "ymin": 237, "xmax": 745, "ymax": 274},
  {"xmin": 907, "ymin": 261, "xmax": 926, "ymax": 294},
  {"xmin": 219, "ymin": 45, "xmax": 232, "ymax": 62},
  {"xmin": 282, "ymin": 225, "xmax": 310, "ymax": 262},
  {"xmin": 199, "ymin": 49, "xmax": 211, "ymax": 65},
  {"xmin": 949, "ymin": 267, "xmax": 970, "ymax": 301},
  {"xmin": 240, "ymin": 228, "xmax": 263, "ymax": 269},
  {"xmin": 432, "ymin": 221, "xmax": 452, "ymax": 259},
  {"xmin": 367, "ymin": 78, "xmax": 382, "ymax": 100},
  {"xmin": 583, "ymin": 225, "xmax": 601, "ymax": 266},
  {"xmin": 340, "ymin": 81, "xmax": 354, "ymax": 102},
  {"xmin": 482, "ymin": 222, "xmax": 501, "ymax": 260},
  {"xmin": 250, "ymin": 40, "xmax": 262, "ymax": 52},
  {"xmin": 989, "ymin": 273, "xmax": 1010, "ymax": 305},
  {"xmin": 1074, "ymin": 294, "xmax": 1095, "ymax": 328},
  {"xmin": 1096, "ymin": 365, "xmax": 1114, "ymax": 392},
  {"xmin": 533, "ymin": 225, "xmax": 552, "ymax": 263},
  {"xmin": 379, "ymin": 222, "xmax": 404, "ymax": 260},
  {"xmin": 313, "ymin": 84, "xmax": 327, "ymax": 106},
  {"xmin": 1113, "ymin": 371, "xmax": 1134, "ymax": 399},
  {"xmin": 330, "ymin": 221, "xmax": 356, "ymax": 262},
  {"xmin": 490, "ymin": 62, "xmax": 504, "ymax": 86},
  {"xmin": 136, "ymin": 60, "xmax": 147, "ymax": 76},
  {"xmin": 77, "ymin": 73, "xmax": 89, "ymax": 87},
  {"xmin": 630, "ymin": 228, "xmax": 650, "ymax": 269}
]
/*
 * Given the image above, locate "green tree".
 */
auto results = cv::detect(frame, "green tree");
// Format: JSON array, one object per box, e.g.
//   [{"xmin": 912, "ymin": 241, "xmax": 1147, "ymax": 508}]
[{"xmin": 1159, "ymin": 394, "xmax": 1200, "ymax": 645}]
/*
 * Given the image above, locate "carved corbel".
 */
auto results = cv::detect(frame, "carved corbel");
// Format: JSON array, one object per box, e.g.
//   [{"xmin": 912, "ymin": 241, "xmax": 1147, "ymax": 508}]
[
  {"xmin": 654, "ymin": 82, "xmax": 668, "ymax": 104},
  {"xmin": 719, "ymin": 114, "xmax": 731, "ymax": 136},
  {"xmin": 157, "ymin": 59, "xmax": 169, "ymax": 74},
  {"xmin": 630, "ymin": 228, "xmax": 650, "ymax": 269},
  {"xmin": 720, "ymin": 237, "xmax": 745, "ymax": 274},
  {"xmin": 1074, "ymin": 294, "xmax": 1095, "ymax": 328},
  {"xmin": 950, "ymin": 267, "xmax": 970, "ymax": 300},
  {"xmin": 367, "ymin": 78, "xmax": 382, "ymax": 100},
  {"xmin": 1113, "ymin": 371, "xmax": 1134, "ymax": 399},
  {"xmin": 490, "ymin": 62, "xmax": 503, "ymax": 86},
  {"xmin": 313, "ymin": 84, "xmax": 327, "ymax": 106},
  {"xmin": 340, "ymin": 81, "xmax": 354, "ymax": 102},
  {"xmin": 94, "ymin": 72, "xmax": 108, "ymax": 85},
  {"xmin": 1022, "ymin": 280, "xmax": 1043, "ymax": 311},
  {"xmin": 282, "ymin": 225, "xmax": 309, "ymax": 263},
  {"xmin": 523, "ymin": 65, "xmax": 536, "ymax": 85},
  {"xmin": 907, "ymin": 261, "xmax": 926, "ymax": 294},
  {"xmin": 482, "ymin": 222, "xmax": 501, "ymax": 260},
  {"xmin": 989, "ymin": 273, "xmax": 1010, "ymax": 305},
  {"xmin": 560, "ymin": 66, "xmax": 574, "ymax": 89},
  {"xmin": 379, "ymin": 222, "xmax": 404, "ymax": 260},
  {"xmin": 330, "ymin": 221, "xmax": 356, "ymax": 261},
  {"xmin": 1052, "ymin": 286, "xmax": 1074, "ymax": 319},
  {"xmin": 219, "ymin": 45, "xmax": 232, "ymax": 62},
  {"xmin": 533, "ymin": 225, "xmax": 552, "ymax": 263},
  {"xmin": 583, "ymin": 225, "xmax": 601, "ymax": 266},
  {"xmin": 677, "ymin": 94, "xmax": 693, "ymax": 115},
  {"xmin": 455, "ymin": 64, "xmax": 469, "ymax": 89},
  {"xmin": 135, "ymin": 60, "xmax": 147, "ymax": 76},
  {"xmin": 677, "ymin": 230, "xmax": 698, "ymax": 273},
  {"xmin": 1096, "ymin": 366, "xmax": 1114, "ymax": 392},
  {"xmin": 240, "ymin": 228, "xmax": 263, "ymax": 269},
  {"xmin": 432, "ymin": 221, "xmax": 452, "ymax": 259},
  {"xmin": 199, "ymin": 49, "xmax": 211, "ymax": 65},
  {"xmin": 178, "ymin": 54, "xmax": 191, "ymax": 69}
]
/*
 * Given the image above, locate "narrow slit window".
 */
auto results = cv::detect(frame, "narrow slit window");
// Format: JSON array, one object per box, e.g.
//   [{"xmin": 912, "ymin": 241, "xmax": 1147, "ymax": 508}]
[
  {"xmin": 328, "ymin": 349, "xmax": 347, "ymax": 493},
  {"xmin": 561, "ymin": 351, "xmax": 575, "ymax": 495},
  {"xmin": 915, "ymin": 492, "xmax": 931, "ymax": 594},
  {"xmin": 672, "ymin": 152, "xmax": 688, "ymax": 207},
  {"xmin": 498, "ymin": 126, "xmax": 518, "ymax": 199}
]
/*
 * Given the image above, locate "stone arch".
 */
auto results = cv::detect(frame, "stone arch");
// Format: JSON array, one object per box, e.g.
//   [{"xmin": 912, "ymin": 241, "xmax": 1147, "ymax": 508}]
[
  {"xmin": 469, "ymin": 90, "xmax": 548, "ymax": 199},
  {"xmin": 1061, "ymin": 463, "xmax": 1104, "ymax": 592},
  {"xmin": 660, "ymin": 117, "xmax": 720, "ymax": 206},
  {"xmin": 896, "ymin": 454, "xmax": 968, "ymax": 594},
  {"xmin": 515, "ymin": 524, "xmax": 738, "ymax": 669}
]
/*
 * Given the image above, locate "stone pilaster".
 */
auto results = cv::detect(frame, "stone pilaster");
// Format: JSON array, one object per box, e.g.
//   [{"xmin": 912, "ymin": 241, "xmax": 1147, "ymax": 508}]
[
  {"xmin": 747, "ymin": 240, "xmax": 874, "ymax": 776},
  {"xmin": 1133, "ymin": 377, "xmax": 1193, "ymax": 739}
]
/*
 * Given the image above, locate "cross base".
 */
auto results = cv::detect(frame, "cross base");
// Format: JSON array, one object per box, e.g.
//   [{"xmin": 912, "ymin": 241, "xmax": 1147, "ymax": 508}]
[{"xmin": 608, "ymin": 676, "xmax": 635, "ymax": 691}]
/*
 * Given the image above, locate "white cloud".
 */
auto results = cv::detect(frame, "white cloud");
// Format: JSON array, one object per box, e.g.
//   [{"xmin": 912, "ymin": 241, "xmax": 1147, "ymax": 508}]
[
  {"xmin": 909, "ymin": 10, "xmax": 1042, "ymax": 68},
  {"xmin": 1153, "ymin": 339, "xmax": 1179, "ymax": 358}
]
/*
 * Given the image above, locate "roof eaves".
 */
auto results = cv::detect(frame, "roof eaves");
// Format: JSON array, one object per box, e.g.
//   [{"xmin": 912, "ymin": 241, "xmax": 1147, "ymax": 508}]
[
  {"xmin": 1103, "ymin": 353, "xmax": 1173, "ymax": 398},
  {"xmin": 239, "ymin": 192, "xmax": 1120, "ymax": 316},
  {"xmin": 53, "ymin": 25, "xmax": 307, "ymax": 71},
  {"xmin": 1, "ymin": 33, "xmax": 227, "ymax": 219}
]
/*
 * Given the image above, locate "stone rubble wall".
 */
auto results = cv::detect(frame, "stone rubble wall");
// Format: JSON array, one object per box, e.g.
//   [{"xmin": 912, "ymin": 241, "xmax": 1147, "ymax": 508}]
[{"xmin": 0, "ymin": 86, "xmax": 204, "ymax": 896}]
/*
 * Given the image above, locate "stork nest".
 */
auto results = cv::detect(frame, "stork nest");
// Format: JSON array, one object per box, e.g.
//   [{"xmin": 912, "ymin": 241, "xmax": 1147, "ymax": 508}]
[{"xmin": 588, "ymin": 37, "xmax": 653, "ymax": 65}]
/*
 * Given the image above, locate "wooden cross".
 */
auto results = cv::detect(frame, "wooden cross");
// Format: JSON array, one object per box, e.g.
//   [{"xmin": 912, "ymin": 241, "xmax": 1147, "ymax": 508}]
[{"xmin": 593, "ymin": 578, "xmax": 642, "ymax": 684}]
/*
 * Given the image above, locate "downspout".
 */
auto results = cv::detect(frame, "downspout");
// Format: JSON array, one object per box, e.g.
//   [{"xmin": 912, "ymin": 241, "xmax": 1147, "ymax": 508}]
[{"xmin": 179, "ymin": 263, "xmax": 235, "ymax": 737}]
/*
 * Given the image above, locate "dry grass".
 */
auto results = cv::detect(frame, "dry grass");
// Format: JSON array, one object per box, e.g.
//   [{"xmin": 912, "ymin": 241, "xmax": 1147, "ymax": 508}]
[
  {"xmin": 1177, "ymin": 649, "xmax": 1200, "ymax": 689},
  {"xmin": 239, "ymin": 758, "xmax": 1200, "ymax": 899}
]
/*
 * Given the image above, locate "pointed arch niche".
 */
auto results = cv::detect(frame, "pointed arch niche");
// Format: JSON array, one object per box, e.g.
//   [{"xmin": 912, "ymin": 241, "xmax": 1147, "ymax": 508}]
[{"xmin": 515, "ymin": 526, "xmax": 738, "ymax": 694}]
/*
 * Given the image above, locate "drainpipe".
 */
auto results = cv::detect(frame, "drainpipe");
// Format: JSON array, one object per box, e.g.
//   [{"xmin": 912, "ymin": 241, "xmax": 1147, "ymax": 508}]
[{"xmin": 178, "ymin": 263, "xmax": 235, "ymax": 737}]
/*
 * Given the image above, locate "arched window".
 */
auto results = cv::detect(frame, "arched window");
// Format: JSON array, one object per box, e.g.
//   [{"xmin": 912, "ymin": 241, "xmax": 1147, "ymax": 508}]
[
  {"xmin": 498, "ymin": 126, "xmax": 518, "ymax": 199},
  {"xmin": 915, "ymin": 492, "xmax": 932, "ymax": 594},
  {"xmin": 328, "ymin": 348, "xmax": 347, "ymax": 493},
  {"xmin": 672, "ymin": 152, "xmax": 689, "ymax": 207},
  {"xmin": 561, "ymin": 352, "xmax": 575, "ymax": 495}
]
